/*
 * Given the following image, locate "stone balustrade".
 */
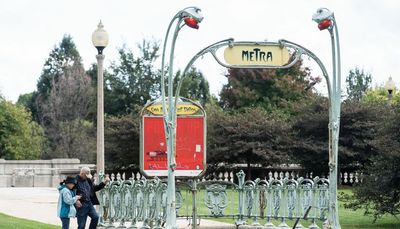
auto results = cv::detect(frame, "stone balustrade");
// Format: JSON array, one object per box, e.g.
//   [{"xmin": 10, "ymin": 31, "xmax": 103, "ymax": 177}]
[{"xmin": 0, "ymin": 158, "xmax": 94, "ymax": 187}]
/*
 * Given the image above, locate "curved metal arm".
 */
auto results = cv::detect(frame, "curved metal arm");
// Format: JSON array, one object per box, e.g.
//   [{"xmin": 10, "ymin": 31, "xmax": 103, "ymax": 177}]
[
  {"xmin": 278, "ymin": 39, "xmax": 332, "ymax": 106},
  {"xmin": 172, "ymin": 38, "xmax": 335, "ymax": 121},
  {"xmin": 328, "ymin": 13, "xmax": 342, "ymax": 229},
  {"xmin": 312, "ymin": 7, "xmax": 342, "ymax": 229},
  {"xmin": 160, "ymin": 7, "xmax": 200, "ymax": 124},
  {"xmin": 159, "ymin": 7, "xmax": 203, "ymax": 229},
  {"xmin": 172, "ymin": 38, "xmax": 234, "ymax": 121},
  {"xmin": 329, "ymin": 28, "xmax": 337, "ymax": 107},
  {"xmin": 160, "ymin": 13, "xmax": 182, "ymax": 123},
  {"xmin": 333, "ymin": 14, "xmax": 341, "ymax": 110}
]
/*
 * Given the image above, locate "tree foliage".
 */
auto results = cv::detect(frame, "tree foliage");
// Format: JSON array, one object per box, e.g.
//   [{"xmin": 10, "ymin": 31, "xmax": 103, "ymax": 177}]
[
  {"xmin": 345, "ymin": 105, "xmax": 400, "ymax": 220},
  {"xmin": 290, "ymin": 97, "xmax": 329, "ymax": 174},
  {"xmin": 362, "ymin": 86, "xmax": 400, "ymax": 106},
  {"xmin": 104, "ymin": 115, "xmax": 140, "ymax": 170},
  {"xmin": 219, "ymin": 60, "xmax": 320, "ymax": 113},
  {"xmin": 21, "ymin": 35, "xmax": 81, "ymax": 123},
  {"xmin": 16, "ymin": 92, "xmax": 34, "ymax": 113},
  {"xmin": 0, "ymin": 99, "xmax": 45, "ymax": 160},
  {"xmin": 37, "ymin": 34, "xmax": 81, "ymax": 99},
  {"xmin": 207, "ymin": 104, "xmax": 292, "ymax": 178},
  {"xmin": 173, "ymin": 68, "xmax": 210, "ymax": 105},
  {"xmin": 40, "ymin": 61, "xmax": 95, "ymax": 162},
  {"xmin": 103, "ymin": 41, "xmax": 160, "ymax": 115},
  {"xmin": 291, "ymin": 97, "xmax": 385, "ymax": 175},
  {"xmin": 345, "ymin": 68, "xmax": 372, "ymax": 101}
]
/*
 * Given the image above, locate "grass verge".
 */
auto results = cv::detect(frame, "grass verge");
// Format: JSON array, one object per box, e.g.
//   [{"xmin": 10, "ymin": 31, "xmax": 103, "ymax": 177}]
[{"xmin": 0, "ymin": 213, "xmax": 59, "ymax": 229}]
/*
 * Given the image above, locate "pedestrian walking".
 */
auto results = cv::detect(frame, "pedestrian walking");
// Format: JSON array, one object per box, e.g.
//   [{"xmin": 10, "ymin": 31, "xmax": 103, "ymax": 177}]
[
  {"xmin": 57, "ymin": 176, "xmax": 81, "ymax": 229},
  {"xmin": 75, "ymin": 167, "xmax": 110, "ymax": 229}
]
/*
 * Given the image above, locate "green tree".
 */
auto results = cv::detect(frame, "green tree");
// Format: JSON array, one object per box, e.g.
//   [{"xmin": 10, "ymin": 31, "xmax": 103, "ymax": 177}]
[
  {"xmin": 206, "ymin": 104, "xmax": 292, "ymax": 178},
  {"xmin": 0, "ymin": 99, "xmax": 45, "ymax": 160},
  {"xmin": 16, "ymin": 92, "xmax": 35, "ymax": 114},
  {"xmin": 37, "ymin": 34, "xmax": 81, "ymax": 98},
  {"xmin": 219, "ymin": 60, "xmax": 320, "ymax": 113},
  {"xmin": 102, "ymin": 41, "xmax": 160, "ymax": 115},
  {"xmin": 173, "ymin": 67, "xmax": 210, "ymax": 105},
  {"xmin": 20, "ymin": 35, "xmax": 81, "ymax": 123},
  {"xmin": 40, "ymin": 61, "xmax": 95, "ymax": 162},
  {"xmin": 291, "ymin": 97, "xmax": 385, "ymax": 175},
  {"xmin": 346, "ymin": 67, "xmax": 372, "ymax": 101},
  {"xmin": 104, "ymin": 115, "xmax": 140, "ymax": 170},
  {"xmin": 57, "ymin": 120, "xmax": 95, "ymax": 163},
  {"xmin": 86, "ymin": 40, "xmax": 212, "ymax": 115},
  {"xmin": 345, "ymin": 105, "xmax": 400, "ymax": 221},
  {"xmin": 362, "ymin": 86, "xmax": 400, "ymax": 105}
]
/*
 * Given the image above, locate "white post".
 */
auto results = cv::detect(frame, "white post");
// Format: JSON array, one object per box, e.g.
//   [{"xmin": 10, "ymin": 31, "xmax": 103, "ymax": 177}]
[{"xmin": 96, "ymin": 54, "xmax": 105, "ymax": 175}]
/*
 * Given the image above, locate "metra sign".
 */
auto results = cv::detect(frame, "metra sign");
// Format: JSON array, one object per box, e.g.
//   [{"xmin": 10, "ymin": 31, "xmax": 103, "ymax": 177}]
[{"xmin": 224, "ymin": 44, "xmax": 290, "ymax": 67}]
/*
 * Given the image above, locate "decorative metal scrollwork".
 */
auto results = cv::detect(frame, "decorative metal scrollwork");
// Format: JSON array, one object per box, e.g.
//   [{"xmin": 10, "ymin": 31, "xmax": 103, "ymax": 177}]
[
  {"xmin": 96, "ymin": 170, "xmax": 330, "ymax": 228},
  {"xmin": 204, "ymin": 184, "xmax": 228, "ymax": 217}
]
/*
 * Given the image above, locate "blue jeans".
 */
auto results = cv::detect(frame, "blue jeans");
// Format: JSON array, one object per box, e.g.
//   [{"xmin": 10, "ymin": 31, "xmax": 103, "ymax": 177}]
[
  {"xmin": 76, "ymin": 202, "xmax": 99, "ymax": 229},
  {"xmin": 60, "ymin": 217, "xmax": 70, "ymax": 229}
]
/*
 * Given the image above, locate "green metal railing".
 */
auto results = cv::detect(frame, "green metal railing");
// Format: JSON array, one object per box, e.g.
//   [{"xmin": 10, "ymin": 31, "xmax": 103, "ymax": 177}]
[{"xmin": 97, "ymin": 171, "xmax": 329, "ymax": 228}]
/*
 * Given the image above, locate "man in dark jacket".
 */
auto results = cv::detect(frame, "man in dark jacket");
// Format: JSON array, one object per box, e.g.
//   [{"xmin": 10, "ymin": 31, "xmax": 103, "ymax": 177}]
[{"xmin": 75, "ymin": 167, "xmax": 109, "ymax": 229}]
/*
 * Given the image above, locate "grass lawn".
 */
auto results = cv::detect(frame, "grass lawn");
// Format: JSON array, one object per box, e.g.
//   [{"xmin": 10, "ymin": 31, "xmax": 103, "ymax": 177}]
[
  {"xmin": 176, "ymin": 187, "xmax": 399, "ymax": 229},
  {"xmin": 336, "ymin": 189, "xmax": 399, "ymax": 229},
  {"xmin": 0, "ymin": 213, "xmax": 58, "ymax": 229}
]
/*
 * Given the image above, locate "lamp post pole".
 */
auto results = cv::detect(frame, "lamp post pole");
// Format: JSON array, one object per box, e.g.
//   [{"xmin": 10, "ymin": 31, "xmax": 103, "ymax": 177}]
[
  {"xmin": 160, "ymin": 7, "xmax": 203, "ymax": 229},
  {"xmin": 92, "ymin": 21, "xmax": 109, "ymax": 176},
  {"xmin": 385, "ymin": 76, "xmax": 395, "ymax": 106},
  {"xmin": 96, "ymin": 54, "xmax": 105, "ymax": 174},
  {"xmin": 313, "ymin": 8, "xmax": 342, "ymax": 229}
]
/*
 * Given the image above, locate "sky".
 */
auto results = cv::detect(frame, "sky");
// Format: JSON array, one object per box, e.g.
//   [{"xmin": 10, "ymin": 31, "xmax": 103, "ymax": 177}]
[{"xmin": 1, "ymin": 0, "xmax": 400, "ymax": 102}]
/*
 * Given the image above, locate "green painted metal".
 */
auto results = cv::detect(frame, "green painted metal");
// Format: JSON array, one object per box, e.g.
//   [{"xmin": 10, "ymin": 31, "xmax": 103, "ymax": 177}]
[
  {"xmin": 105, "ymin": 6, "xmax": 341, "ymax": 229},
  {"xmin": 97, "ymin": 171, "xmax": 329, "ymax": 228},
  {"xmin": 204, "ymin": 184, "xmax": 228, "ymax": 217},
  {"xmin": 159, "ymin": 7, "xmax": 203, "ymax": 228}
]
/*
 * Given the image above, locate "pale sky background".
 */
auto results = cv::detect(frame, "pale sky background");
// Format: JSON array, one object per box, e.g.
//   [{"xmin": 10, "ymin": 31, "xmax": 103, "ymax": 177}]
[{"xmin": 1, "ymin": 0, "xmax": 399, "ymax": 102}]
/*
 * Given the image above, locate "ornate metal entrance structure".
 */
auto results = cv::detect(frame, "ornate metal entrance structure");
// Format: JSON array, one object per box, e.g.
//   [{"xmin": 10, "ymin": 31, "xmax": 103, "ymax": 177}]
[{"xmin": 97, "ymin": 7, "xmax": 341, "ymax": 229}]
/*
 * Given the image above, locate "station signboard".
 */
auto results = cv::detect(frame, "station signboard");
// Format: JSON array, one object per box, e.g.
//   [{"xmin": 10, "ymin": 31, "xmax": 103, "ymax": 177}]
[
  {"xmin": 140, "ymin": 98, "xmax": 206, "ymax": 177},
  {"xmin": 224, "ymin": 43, "xmax": 290, "ymax": 67}
]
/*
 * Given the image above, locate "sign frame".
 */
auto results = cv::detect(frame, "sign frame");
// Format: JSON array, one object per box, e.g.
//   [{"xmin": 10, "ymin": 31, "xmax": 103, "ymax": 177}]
[
  {"xmin": 140, "ymin": 98, "xmax": 207, "ymax": 178},
  {"xmin": 223, "ymin": 42, "xmax": 291, "ymax": 67},
  {"xmin": 206, "ymin": 40, "xmax": 300, "ymax": 70}
]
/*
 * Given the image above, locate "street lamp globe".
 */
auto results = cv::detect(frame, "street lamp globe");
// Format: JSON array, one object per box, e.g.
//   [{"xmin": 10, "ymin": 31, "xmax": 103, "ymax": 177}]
[
  {"xmin": 92, "ymin": 21, "xmax": 109, "ymax": 55},
  {"xmin": 385, "ymin": 76, "xmax": 396, "ymax": 94},
  {"xmin": 312, "ymin": 8, "xmax": 334, "ymax": 30},
  {"xmin": 312, "ymin": 8, "xmax": 333, "ymax": 22},
  {"xmin": 182, "ymin": 7, "xmax": 203, "ymax": 29},
  {"xmin": 182, "ymin": 7, "xmax": 203, "ymax": 22}
]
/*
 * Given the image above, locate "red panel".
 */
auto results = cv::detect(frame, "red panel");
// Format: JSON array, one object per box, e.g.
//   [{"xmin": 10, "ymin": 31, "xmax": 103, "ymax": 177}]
[
  {"xmin": 142, "ymin": 116, "xmax": 204, "ymax": 175},
  {"xmin": 143, "ymin": 117, "xmax": 168, "ymax": 170},
  {"xmin": 176, "ymin": 117, "xmax": 204, "ymax": 170}
]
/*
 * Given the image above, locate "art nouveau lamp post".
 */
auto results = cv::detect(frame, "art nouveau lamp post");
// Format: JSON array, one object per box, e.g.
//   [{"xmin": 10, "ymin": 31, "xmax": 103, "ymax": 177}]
[
  {"xmin": 159, "ymin": 7, "xmax": 203, "ymax": 229},
  {"xmin": 312, "ymin": 8, "xmax": 342, "ymax": 229},
  {"xmin": 92, "ymin": 21, "xmax": 109, "ymax": 175},
  {"xmin": 385, "ymin": 76, "xmax": 396, "ymax": 106}
]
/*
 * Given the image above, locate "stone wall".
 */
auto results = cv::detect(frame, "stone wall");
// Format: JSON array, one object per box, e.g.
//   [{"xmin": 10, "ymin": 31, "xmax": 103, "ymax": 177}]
[{"xmin": 0, "ymin": 159, "xmax": 94, "ymax": 187}]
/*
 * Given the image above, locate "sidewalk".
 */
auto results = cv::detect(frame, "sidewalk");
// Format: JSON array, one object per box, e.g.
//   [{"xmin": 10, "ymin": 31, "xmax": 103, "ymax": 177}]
[
  {"xmin": 0, "ymin": 187, "xmax": 236, "ymax": 229},
  {"xmin": 0, "ymin": 187, "xmax": 80, "ymax": 227}
]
